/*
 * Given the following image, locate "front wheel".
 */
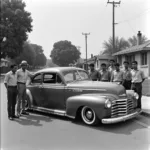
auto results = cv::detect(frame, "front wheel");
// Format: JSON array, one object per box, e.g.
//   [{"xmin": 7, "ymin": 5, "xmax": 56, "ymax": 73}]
[{"xmin": 81, "ymin": 106, "xmax": 99, "ymax": 125}]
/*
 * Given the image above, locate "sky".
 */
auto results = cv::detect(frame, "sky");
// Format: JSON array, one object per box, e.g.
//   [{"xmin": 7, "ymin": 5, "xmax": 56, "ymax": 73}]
[{"xmin": 24, "ymin": 0, "xmax": 150, "ymax": 59}]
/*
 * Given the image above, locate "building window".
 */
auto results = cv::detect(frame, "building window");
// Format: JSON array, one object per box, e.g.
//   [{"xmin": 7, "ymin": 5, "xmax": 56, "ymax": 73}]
[{"xmin": 141, "ymin": 52, "xmax": 147, "ymax": 65}]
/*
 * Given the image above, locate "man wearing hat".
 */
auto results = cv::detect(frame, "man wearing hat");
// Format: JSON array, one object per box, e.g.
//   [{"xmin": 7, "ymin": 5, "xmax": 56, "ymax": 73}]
[{"xmin": 16, "ymin": 60, "xmax": 32, "ymax": 116}]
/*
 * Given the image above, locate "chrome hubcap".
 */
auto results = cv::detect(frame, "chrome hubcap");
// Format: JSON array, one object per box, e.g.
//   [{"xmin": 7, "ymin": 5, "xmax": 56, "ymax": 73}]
[{"xmin": 86, "ymin": 111, "xmax": 93, "ymax": 119}]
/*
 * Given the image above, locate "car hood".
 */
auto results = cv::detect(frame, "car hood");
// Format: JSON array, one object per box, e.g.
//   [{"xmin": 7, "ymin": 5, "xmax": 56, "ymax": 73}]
[{"xmin": 67, "ymin": 80, "xmax": 126, "ymax": 96}]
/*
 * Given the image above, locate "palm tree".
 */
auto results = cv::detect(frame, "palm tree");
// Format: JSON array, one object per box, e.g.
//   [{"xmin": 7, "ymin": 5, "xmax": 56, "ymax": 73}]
[
  {"xmin": 102, "ymin": 36, "xmax": 129, "ymax": 55},
  {"xmin": 128, "ymin": 35, "xmax": 148, "ymax": 47}
]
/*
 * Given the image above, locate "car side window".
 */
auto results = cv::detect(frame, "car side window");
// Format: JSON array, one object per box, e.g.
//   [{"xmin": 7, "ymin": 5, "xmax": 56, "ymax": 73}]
[
  {"xmin": 43, "ymin": 73, "xmax": 62, "ymax": 84},
  {"xmin": 64, "ymin": 72, "xmax": 74, "ymax": 82},
  {"xmin": 32, "ymin": 74, "xmax": 42, "ymax": 84}
]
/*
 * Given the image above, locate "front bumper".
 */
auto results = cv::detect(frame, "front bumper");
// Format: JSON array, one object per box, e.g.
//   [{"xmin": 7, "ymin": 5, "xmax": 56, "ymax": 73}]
[{"xmin": 102, "ymin": 108, "xmax": 142, "ymax": 124}]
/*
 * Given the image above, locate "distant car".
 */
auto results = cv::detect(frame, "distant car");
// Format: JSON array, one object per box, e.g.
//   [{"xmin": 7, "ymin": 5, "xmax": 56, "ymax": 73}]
[{"xmin": 25, "ymin": 67, "xmax": 141, "ymax": 125}]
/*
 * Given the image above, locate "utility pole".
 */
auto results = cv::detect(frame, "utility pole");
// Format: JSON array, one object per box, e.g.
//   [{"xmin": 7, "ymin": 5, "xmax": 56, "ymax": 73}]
[
  {"xmin": 107, "ymin": 0, "xmax": 121, "ymax": 53},
  {"xmin": 82, "ymin": 33, "xmax": 90, "ymax": 71}
]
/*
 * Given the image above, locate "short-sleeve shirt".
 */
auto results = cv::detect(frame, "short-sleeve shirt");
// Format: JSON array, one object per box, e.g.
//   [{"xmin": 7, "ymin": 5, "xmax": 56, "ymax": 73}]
[
  {"xmin": 4, "ymin": 71, "xmax": 17, "ymax": 86},
  {"xmin": 111, "ymin": 70, "xmax": 124, "ymax": 82},
  {"xmin": 99, "ymin": 70, "xmax": 111, "ymax": 81},
  {"xmin": 131, "ymin": 69, "xmax": 145, "ymax": 83},
  {"xmin": 16, "ymin": 68, "xmax": 32, "ymax": 83},
  {"xmin": 122, "ymin": 69, "xmax": 132, "ymax": 81},
  {"xmin": 89, "ymin": 70, "xmax": 101, "ymax": 81},
  {"xmin": 108, "ymin": 66, "xmax": 115, "ymax": 76}
]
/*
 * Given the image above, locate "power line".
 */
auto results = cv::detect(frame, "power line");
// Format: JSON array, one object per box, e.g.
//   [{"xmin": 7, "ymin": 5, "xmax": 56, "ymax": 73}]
[
  {"xmin": 118, "ymin": 8, "xmax": 150, "ymax": 24},
  {"xmin": 119, "ymin": 7, "xmax": 136, "ymax": 34}
]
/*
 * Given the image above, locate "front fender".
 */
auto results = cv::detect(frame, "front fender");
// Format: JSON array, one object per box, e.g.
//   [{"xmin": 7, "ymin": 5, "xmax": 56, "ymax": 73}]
[{"xmin": 66, "ymin": 94, "xmax": 114, "ymax": 120}]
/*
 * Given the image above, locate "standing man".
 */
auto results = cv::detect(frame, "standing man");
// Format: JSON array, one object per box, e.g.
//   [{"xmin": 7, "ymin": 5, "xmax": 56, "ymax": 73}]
[
  {"xmin": 88, "ymin": 63, "xmax": 101, "ymax": 81},
  {"xmin": 122, "ymin": 61, "xmax": 132, "ymax": 90},
  {"xmin": 4, "ymin": 64, "xmax": 18, "ymax": 120},
  {"xmin": 111, "ymin": 63, "xmax": 124, "ymax": 84},
  {"xmin": 16, "ymin": 60, "xmax": 32, "ymax": 116},
  {"xmin": 99, "ymin": 63, "xmax": 111, "ymax": 82},
  {"xmin": 131, "ymin": 61, "xmax": 145, "ymax": 108},
  {"xmin": 108, "ymin": 59, "xmax": 115, "ymax": 74}
]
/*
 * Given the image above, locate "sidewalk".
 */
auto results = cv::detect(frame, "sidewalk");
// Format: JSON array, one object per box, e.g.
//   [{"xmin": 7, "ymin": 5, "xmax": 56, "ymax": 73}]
[{"xmin": 141, "ymin": 96, "xmax": 150, "ymax": 117}]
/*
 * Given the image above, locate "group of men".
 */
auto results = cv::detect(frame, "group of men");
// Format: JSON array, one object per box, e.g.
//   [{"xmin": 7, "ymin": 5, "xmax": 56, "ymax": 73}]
[
  {"xmin": 88, "ymin": 59, "xmax": 146, "ymax": 108},
  {"xmin": 4, "ymin": 59, "xmax": 145, "ymax": 120},
  {"xmin": 4, "ymin": 60, "xmax": 32, "ymax": 120}
]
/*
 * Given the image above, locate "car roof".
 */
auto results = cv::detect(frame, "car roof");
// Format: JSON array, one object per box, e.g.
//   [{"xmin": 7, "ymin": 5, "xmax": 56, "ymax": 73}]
[{"xmin": 35, "ymin": 67, "xmax": 86, "ymax": 74}]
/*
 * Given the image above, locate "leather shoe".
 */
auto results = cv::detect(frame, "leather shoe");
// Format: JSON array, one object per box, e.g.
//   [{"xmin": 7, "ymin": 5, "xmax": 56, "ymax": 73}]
[
  {"xmin": 9, "ymin": 117, "xmax": 14, "ymax": 120},
  {"xmin": 13, "ymin": 115, "xmax": 19, "ymax": 118}
]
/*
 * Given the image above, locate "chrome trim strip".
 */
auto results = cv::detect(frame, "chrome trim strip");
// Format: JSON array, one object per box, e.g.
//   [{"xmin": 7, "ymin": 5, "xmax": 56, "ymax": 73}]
[
  {"xmin": 65, "ymin": 114, "xmax": 75, "ymax": 119},
  {"xmin": 67, "ymin": 87, "xmax": 107, "ymax": 92},
  {"xmin": 32, "ymin": 106, "xmax": 66, "ymax": 116},
  {"xmin": 37, "ymin": 86, "xmax": 107, "ymax": 91},
  {"xmin": 102, "ymin": 109, "xmax": 141, "ymax": 124}
]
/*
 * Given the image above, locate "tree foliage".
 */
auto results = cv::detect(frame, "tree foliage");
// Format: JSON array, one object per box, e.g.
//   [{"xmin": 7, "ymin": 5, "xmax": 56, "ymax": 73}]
[
  {"xmin": 102, "ymin": 36, "xmax": 129, "ymax": 55},
  {"xmin": 50, "ymin": 40, "xmax": 81, "ymax": 66},
  {"xmin": 128, "ymin": 35, "xmax": 148, "ymax": 47},
  {"xmin": 14, "ymin": 41, "xmax": 36, "ymax": 65},
  {"xmin": 102, "ymin": 34, "xmax": 148, "ymax": 55},
  {"xmin": 0, "ymin": 0, "xmax": 33, "ymax": 58},
  {"xmin": 14, "ymin": 42, "xmax": 47, "ymax": 66},
  {"xmin": 31, "ymin": 44, "xmax": 47, "ymax": 66}
]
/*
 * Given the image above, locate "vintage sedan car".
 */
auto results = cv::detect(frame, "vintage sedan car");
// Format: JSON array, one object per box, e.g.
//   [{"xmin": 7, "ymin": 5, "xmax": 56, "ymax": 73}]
[{"xmin": 25, "ymin": 67, "xmax": 141, "ymax": 125}]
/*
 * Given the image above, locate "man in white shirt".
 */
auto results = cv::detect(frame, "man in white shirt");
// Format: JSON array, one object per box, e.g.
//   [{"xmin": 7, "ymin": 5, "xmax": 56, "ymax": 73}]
[
  {"xmin": 111, "ymin": 63, "xmax": 124, "ymax": 84},
  {"xmin": 131, "ymin": 61, "xmax": 145, "ymax": 108},
  {"xmin": 122, "ymin": 61, "xmax": 132, "ymax": 90},
  {"xmin": 4, "ymin": 64, "xmax": 18, "ymax": 120},
  {"xmin": 99, "ymin": 63, "xmax": 111, "ymax": 82},
  {"xmin": 108, "ymin": 59, "xmax": 115, "ymax": 75},
  {"xmin": 88, "ymin": 63, "xmax": 101, "ymax": 81},
  {"xmin": 16, "ymin": 60, "xmax": 32, "ymax": 116}
]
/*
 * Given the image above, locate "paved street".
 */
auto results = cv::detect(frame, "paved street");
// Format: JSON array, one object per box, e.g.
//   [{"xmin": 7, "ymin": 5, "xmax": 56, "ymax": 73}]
[{"xmin": 0, "ymin": 81, "xmax": 150, "ymax": 150}]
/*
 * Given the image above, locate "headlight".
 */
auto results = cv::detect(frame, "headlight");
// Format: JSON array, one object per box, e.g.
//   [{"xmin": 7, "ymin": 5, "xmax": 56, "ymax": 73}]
[
  {"xmin": 134, "ymin": 92, "xmax": 139, "ymax": 99},
  {"xmin": 105, "ymin": 99, "xmax": 112, "ymax": 108}
]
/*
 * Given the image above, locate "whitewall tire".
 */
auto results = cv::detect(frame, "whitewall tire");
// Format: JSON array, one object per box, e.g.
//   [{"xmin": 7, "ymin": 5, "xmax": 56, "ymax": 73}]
[{"xmin": 81, "ymin": 106, "xmax": 99, "ymax": 125}]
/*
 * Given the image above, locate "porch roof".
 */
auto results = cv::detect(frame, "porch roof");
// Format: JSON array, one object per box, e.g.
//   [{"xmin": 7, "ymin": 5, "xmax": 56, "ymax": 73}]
[{"xmin": 113, "ymin": 40, "xmax": 150, "ymax": 56}]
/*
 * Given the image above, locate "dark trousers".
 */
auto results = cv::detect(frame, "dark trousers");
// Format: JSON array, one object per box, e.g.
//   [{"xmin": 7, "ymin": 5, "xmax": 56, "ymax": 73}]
[
  {"xmin": 7, "ymin": 86, "xmax": 17, "ymax": 117},
  {"xmin": 17, "ymin": 83, "xmax": 26, "ymax": 113},
  {"xmin": 131, "ymin": 82, "xmax": 142, "ymax": 108},
  {"xmin": 123, "ymin": 80, "xmax": 131, "ymax": 90}
]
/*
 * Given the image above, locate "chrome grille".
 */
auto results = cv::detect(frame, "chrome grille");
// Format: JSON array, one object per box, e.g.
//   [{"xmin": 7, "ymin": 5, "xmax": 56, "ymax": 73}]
[{"xmin": 111, "ymin": 98, "xmax": 134, "ymax": 118}]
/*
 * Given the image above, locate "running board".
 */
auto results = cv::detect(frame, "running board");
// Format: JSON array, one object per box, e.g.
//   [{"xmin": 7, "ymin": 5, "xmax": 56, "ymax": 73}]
[{"xmin": 32, "ymin": 106, "xmax": 66, "ymax": 116}]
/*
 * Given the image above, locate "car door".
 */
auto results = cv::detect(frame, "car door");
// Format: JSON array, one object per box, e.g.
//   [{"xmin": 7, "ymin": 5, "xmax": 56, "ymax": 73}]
[
  {"xmin": 40, "ymin": 72, "xmax": 65, "ymax": 110},
  {"xmin": 28, "ymin": 73, "xmax": 44, "ymax": 107}
]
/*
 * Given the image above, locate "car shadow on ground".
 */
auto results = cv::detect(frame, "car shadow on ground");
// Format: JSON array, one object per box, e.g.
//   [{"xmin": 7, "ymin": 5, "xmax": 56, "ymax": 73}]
[
  {"xmin": 14, "ymin": 112, "xmax": 52, "ymax": 126},
  {"xmin": 73, "ymin": 117, "xmax": 147, "ymax": 135},
  {"xmin": 27, "ymin": 110, "xmax": 146, "ymax": 135}
]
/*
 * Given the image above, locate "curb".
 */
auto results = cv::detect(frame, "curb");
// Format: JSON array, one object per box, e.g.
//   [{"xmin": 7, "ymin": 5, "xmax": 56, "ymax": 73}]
[{"xmin": 141, "ymin": 111, "xmax": 150, "ymax": 118}]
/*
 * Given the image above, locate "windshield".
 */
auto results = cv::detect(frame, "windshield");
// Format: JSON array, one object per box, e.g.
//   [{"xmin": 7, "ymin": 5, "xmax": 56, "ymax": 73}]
[{"xmin": 63, "ymin": 70, "xmax": 89, "ymax": 83}]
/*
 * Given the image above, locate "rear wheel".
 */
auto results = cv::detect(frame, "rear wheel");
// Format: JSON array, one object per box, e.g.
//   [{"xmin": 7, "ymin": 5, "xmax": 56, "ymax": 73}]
[
  {"xmin": 25, "ymin": 95, "xmax": 30, "ymax": 110},
  {"xmin": 81, "ymin": 106, "xmax": 99, "ymax": 125}
]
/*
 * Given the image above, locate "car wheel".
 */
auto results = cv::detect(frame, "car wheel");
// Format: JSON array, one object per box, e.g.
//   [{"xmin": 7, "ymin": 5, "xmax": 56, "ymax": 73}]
[
  {"xmin": 25, "ymin": 95, "xmax": 30, "ymax": 110},
  {"xmin": 81, "ymin": 106, "xmax": 99, "ymax": 125}
]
